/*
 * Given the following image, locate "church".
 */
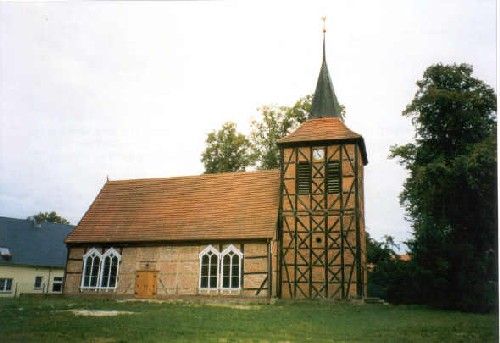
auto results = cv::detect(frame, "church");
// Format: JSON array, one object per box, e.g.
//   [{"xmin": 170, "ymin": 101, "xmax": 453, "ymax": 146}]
[{"xmin": 63, "ymin": 27, "xmax": 368, "ymax": 301}]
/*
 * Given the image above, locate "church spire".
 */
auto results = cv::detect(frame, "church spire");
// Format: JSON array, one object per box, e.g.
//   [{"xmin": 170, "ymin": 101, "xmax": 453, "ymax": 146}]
[{"xmin": 310, "ymin": 17, "xmax": 343, "ymax": 120}]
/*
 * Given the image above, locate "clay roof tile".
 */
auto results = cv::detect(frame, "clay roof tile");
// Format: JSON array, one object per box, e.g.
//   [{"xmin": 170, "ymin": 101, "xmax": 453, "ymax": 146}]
[{"xmin": 66, "ymin": 170, "xmax": 280, "ymax": 244}]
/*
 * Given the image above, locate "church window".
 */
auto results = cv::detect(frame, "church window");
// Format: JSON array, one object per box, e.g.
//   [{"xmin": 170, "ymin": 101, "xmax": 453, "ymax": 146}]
[
  {"xmin": 199, "ymin": 245, "xmax": 220, "ymax": 289},
  {"xmin": 199, "ymin": 244, "xmax": 244, "ymax": 291},
  {"xmin": 82, "ymin": 248, "xmax": 101, "ymax": 288},
  {"xmin": 100, "ymin": 248, "xmax": 121, "ymax": 288},
  {"xmin": 81, "ymin": 248, "xmax": 122, "ymax": 291},
  {"xmin": 326, "ymin": 161, "xmax": 341, "ymax": 194},
  {"xmin": 221, "ymin": 245, "xmax": 243, "ymax": 289},
  {"xmin": 297, "ymin": 162, "xmax": 312, "ymax": 195}
]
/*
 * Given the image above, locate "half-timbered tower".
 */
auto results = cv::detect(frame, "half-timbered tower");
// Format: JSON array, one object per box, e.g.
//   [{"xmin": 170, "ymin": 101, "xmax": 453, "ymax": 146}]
[{"xmin": 276, "ymin": 27, "xmax": 368, "ymax": 300}]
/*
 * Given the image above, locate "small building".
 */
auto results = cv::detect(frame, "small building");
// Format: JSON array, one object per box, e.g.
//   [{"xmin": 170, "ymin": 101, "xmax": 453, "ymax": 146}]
[
  {"xmin": 64, "ymin": 28, "xmax": 368, "ymax": 301},
  {"xmin": 0, "ymin": 216, "xmax": 74, "ymax": 297}
]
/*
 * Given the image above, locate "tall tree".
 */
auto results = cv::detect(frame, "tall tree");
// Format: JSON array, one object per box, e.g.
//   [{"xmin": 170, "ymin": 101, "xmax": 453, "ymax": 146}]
[
  {"xmin": 250, "ymin": 95, "xmax": 312, "ymax": 170},
  {"xmin": 201, "ymin": 122, "xmax": 252, "ymax": 174},
  {"xmin": 390, "ymin": 63, "xmax": 497, "ymax": 312},
  {"xmin": 29, "ymin": 211, "xmax": 71, "ymax": 225}
]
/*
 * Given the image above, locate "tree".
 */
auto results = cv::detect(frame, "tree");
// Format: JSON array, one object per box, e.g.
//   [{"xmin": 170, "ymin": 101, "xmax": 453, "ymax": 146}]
[
  {"xmin": 201, "ymin": 122, "xmax": 252, "ymax": 174},
  {"xmin": 250, "ymin": 95, "xmax": 312, "ymax": 170},
  {"xmin": 366, "ymin": 233, "xmax": 417, "ymax": 304},
  {"xmin": 367, "ymin": 233, "xmax": 397, "ymax": 265},
  {"xmin": 29, "ymin": 211, "xmax": 71, "ymax": 225},
  {"xmin": 390, "ymin": 63, "xmax": 497, "ymax": 312}
]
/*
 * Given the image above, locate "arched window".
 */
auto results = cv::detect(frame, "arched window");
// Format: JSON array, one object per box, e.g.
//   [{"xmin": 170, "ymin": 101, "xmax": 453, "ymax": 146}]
[
  {"xmin": 81, "ymin": 248, "xmax": 122, "ymax": 291},
  {"xmin": 100, "ymin": 248, "xmax": 122, "ymax": 289},
  {"xmin": 199, "ymin": 245, "xmax": 220, "ymax": 289},
  {"xmin": 221, "ymin": 245, "xmax": 243, "ymax": 290},
  {"xmin": 82, "ymin": 248, "xmax": 101, "ymax": 288}
]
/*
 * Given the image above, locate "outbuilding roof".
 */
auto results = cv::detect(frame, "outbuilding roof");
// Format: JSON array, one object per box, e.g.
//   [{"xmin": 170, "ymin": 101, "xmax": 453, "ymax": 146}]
[
  {"xmin": 0, "ymin": 217, "xmax": 74, "ymax": 268},
  {"xmin": 66, "ymin": 169, "xmax": 280, "ymax": 244}
]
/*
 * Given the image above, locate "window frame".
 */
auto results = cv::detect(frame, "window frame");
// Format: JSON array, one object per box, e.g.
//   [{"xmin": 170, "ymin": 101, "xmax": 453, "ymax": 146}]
[
  {"xmin": 0, "ymin": 278, "xmax": 13, "ymax": 292},
  {"xmin": 326, "ymin": 160, "xmax": 341, "ymax": 194},
  {"xmin": 80, "ymin": 247, "xmax": 122, "ymax": 291},
  {"xmin": 198, "ymin": 245, "xmax": 220, "ymax": 290},
  {"xmin": 220, "ymin": 244, "xmax": 243, "ymax": 290},
  {"xmin": 52, "ymin": 277, "xmax": 63, "ymax": 293},
  {"xmin": 296, "ymin": 161, "xmax": 312, "ymax": 195},
  {"xmin": 34, "ymin": 276, "xmax": 43, "ymax": 290}
]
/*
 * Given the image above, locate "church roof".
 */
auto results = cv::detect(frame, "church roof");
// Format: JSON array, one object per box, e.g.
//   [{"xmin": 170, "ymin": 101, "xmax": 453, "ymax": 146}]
[
  {"xmin": 277, "ymin": 118, "xmax": 368, "ymax": 165},
  {"xmin": 65, "ymin": 170, "xmax": 280, "ymax": 244},
  {"xmin": 309, "ymin": 25, "xmax": 342, "ymax": 119}
]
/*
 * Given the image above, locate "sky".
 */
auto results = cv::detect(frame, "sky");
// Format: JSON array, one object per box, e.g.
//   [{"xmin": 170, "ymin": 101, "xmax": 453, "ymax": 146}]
[{"xmin": 0, "ymin": 0, "xmax": 496, "ymax": 250}]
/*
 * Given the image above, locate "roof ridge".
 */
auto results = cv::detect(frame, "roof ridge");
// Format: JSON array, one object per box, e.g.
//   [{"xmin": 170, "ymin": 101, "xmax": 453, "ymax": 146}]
[
  {"xmin": 0, "ymin": 216, "xmax": 73, "ymax": 228},
  {"xmin": 108, "ymin": 169, "xmax": 280, "ymax": 184}
]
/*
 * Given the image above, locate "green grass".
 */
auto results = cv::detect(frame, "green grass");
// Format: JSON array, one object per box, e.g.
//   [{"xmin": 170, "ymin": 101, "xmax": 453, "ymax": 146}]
[{"xmin": 0, "ymin": 297, "xmax": 497, "ymax": 342}]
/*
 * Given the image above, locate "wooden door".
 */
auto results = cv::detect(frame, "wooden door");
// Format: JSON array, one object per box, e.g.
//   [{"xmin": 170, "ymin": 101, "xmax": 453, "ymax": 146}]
[{"xmin": 135, "ymin": 271, "xmax": 157, "ymax": 298}]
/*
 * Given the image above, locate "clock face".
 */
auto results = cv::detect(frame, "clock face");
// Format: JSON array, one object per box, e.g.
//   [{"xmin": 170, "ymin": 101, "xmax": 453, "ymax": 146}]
[{"xmin": 313, "ymin": 149, "xmax": 325, "ymax": 161}]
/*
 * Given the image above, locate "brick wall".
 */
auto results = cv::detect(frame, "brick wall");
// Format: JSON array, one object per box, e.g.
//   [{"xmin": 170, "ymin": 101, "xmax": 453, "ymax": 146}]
[{"xmin": 64, "ymin": 241, "xmax": 272, "ymax": 299}]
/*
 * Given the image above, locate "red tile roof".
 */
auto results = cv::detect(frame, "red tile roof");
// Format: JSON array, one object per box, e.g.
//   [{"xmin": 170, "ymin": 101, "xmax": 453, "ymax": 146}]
[
  {"xmin": 278, "ymin": 118, "xmax": 368, "ymax": 165},
  {"xmin": 277, "ymin": 117, "xmax": 362, "ymax": 144},
  {"xmin": 66, "ymin": 170, "xmax": 280, "ymax": 244}
]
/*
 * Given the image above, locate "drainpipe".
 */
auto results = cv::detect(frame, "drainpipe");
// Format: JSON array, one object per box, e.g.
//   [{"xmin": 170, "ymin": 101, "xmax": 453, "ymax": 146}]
[{"xmin": 46, "ymin": 268, "xmax": 51, "ymax": 296}]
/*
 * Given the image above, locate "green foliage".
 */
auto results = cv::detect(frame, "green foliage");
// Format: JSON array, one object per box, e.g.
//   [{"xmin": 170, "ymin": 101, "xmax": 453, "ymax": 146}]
[
  {"xmin": 29, "ymin": 211, "xmax": 70, "ymax": 225},
  {"xmin": 390, "ymin": 63, "xmax": 497, "ymax": 312},
  {"xmin": 367, "ymin": 234, "xmax": 416, "ymax": 304},
  {"xmin": 367, "ymin": 233, "xmax": 397, "ymax": 265},
  {"xmin": 250, "ymin": 95, "xmax": 312, "ymax": 170},
  {"xmin": 201, "ymin": 122, "xmax": 252, "ymax": 174},
  {"xmin": 201, "ymin": 95, "xmax": 313, "ymax": 173},
  {"xmin": 0, "ymin": 297, "xmax": 497, "ymax": 342}
]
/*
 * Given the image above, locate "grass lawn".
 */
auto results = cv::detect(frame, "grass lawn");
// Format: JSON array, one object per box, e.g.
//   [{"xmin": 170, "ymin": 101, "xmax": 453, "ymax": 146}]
[{"xmin": 0, "ymin": 297, "xmax": 497, "ymax": 342}]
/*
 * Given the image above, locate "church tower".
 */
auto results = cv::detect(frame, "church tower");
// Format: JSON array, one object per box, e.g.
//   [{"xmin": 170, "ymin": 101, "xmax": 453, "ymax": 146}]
[{"xmin": 277, "ymin": 21, "xmax": 368, "ymax": 300}]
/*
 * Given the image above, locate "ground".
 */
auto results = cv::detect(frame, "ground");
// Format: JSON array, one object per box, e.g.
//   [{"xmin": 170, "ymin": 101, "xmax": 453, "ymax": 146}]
[{"xmin": 0, "ymin": 297, "xmax": 497, "ymax": 342}]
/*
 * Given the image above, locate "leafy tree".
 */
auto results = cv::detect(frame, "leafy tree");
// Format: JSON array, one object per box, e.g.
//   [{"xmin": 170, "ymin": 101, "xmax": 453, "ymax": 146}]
[
  {"xmin": 29, "ymin": 211, "xmax": 71, "ymax": 225},
  {"xmin": 366, "ymin": 233, "xmax": 417, "ymax": 304},
  {"xmin": 201, "ymin": 122, "xmax": 252, "ymax": 174},
  {"xmin": 390, "ymin": 63, "xmax": 497, "ymax": 312},
  {"xmin": 367, "ymin": 233, "xmax": 397, "ymax": 265},
  {"xmin": 250, "ymin": 95, "xmax": 312, "ymax": 170}
]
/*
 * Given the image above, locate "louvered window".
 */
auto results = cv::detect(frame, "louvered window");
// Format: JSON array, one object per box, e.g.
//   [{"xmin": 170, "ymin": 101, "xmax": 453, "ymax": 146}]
[
  {"xmin": 296, "ymin": 162, "xmax": 311, "ymax": 195},
  {"xmin": 327, "ymin": 161, "xmax": 341, "ymax": 194}
]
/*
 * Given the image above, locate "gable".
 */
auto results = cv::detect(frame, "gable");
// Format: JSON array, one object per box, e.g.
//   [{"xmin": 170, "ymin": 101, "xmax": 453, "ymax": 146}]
[{"xmin": 66, "ymin": 170, "xmax": 280, "ymax": 244}]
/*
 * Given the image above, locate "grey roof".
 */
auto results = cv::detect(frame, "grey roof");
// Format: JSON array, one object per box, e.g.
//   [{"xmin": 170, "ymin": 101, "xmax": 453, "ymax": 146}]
[
  {"xmin": 0, "ymin": 216, "xmax": 74, "ymax": 268},
  {"xmin": 310, "ymin": 31, "xmax": 343, "ymax": 120}
]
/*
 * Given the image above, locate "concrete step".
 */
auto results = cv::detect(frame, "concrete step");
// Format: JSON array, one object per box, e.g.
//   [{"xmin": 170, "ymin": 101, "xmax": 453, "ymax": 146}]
[{"xmin": 364, "ymin": 297, "xmax": 388, "ymax": 305}]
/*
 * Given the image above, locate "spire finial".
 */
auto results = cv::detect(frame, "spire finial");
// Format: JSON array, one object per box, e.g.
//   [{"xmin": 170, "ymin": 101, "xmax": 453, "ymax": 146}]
[
  {"xmin": 310, "ymin": 16, "xmax": 343, "ymax": 120},
  {"xmin": 321, "ymin": 16, "xmax": 326, "ymax": 61}
]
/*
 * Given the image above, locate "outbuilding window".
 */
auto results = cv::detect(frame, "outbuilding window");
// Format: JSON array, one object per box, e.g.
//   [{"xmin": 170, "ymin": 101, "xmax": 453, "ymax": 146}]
[
  {"xmin": 34, "ymin": 276, "xmax": 43, "ymax": 290},
  {"xmin": 52, "ymin": 277, "xmax": 63, "ymax": 293},
  {"xmin": 0, "ymin": 278, "xmax": 12, "ymax": 292},
  {"xmin": 81, "ymin": 248, "xmax": 122, "ymax": 291}
]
